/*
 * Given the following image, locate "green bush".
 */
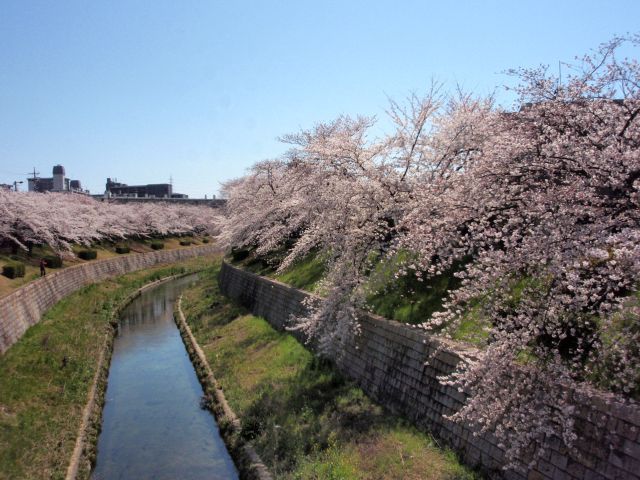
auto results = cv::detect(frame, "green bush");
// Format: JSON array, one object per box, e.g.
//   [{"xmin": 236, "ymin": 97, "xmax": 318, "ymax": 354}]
[
  {"xmin": 78, "ymin": 250, "xmax": 97, "ymax": 260},
  {"xmin": 115, "ymin": 244, "xmax": 130, "ymax": 254},
  {"xmin": 202, "ymin": 237, "xmax": 210, "ymax": 244},
  {"xmin": 44, "ymin": 255, "xmax": 63, "ymax": 268},
  {"xmin": 151, "ymin": 241, "xmax": 164, "ymax": 250},
  {"xmin": 231, "ymin": 247, "xmax": 250, "ymax": 262},
  {"xmin": 179, "ymin": 240, "xmax": 192, "ymax": 246},
  {"xmin": 2, "ymin": 262, "xmax": 25, "ymax": 279}
]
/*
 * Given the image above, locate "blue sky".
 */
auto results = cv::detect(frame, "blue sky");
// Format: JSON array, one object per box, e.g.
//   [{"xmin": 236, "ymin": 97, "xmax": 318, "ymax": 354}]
[{"xmin": 1, "ymin": 1, "xmax": 638, "ymax": 197}]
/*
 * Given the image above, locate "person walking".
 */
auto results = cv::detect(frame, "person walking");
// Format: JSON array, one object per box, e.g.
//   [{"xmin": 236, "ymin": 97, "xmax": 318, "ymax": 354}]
[{"xmin": 39, "ymin": 258, "xmax": 47, "ymax": 277}]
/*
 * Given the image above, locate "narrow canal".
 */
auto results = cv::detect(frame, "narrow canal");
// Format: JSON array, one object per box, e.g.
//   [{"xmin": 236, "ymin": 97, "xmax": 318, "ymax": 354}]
[{"xmin": 92, "ymin": 275, "xmax": 238, "ymax": 480}]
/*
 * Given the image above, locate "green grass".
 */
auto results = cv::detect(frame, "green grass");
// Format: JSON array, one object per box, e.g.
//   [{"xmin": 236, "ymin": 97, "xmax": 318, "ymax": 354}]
[
  {"xmin": 450, "ymin": 306, "xmax": 491, "ymax": 346},
  {"xmin": 0, "ymin": 235, "xmax": 209, "ymax": 299},
  {"xmin": 0, "ymin": 255, "xmax": 220, "ymax": 480},
  {"xmin": 366, "ymin": 267, "xmax": 456, "ymax": 325},
  {"xmin": 229, "ymin": 248, "xmax": 282, "ymax": 276},
  {"xmin": 233, "ymin": 249, "xmax": 490, "ymax": 347},
  {"xmin": 273, "ymin": 253, "xmax": 326, "ymax": 292},
  {"xmin": 181, "ymin": 266, "xmax": 480, "ymax": 480},
  {"xmin": 228, "ymin": 246, "xmax": 327, "ymax": 291}
]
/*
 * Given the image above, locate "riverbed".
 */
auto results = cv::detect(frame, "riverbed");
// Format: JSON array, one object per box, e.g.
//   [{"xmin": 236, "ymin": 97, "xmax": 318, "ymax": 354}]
[{"xmin": 91, "ymin": 275, "xmax": 238, "ymax": 480}]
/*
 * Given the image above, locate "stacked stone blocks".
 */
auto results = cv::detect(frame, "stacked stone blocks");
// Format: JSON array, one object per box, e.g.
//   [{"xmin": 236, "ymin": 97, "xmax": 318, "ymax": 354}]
[
  {"xmin": 219, "ymin": 261, "xmax": 640, "ymax": 480},
  {"xmin": 0, "ymin": 244, "xmax": 221, "ymax": 354}
]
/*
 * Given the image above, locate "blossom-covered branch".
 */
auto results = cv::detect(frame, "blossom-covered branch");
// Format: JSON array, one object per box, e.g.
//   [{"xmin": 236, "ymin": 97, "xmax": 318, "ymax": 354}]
[
  {"xmin": 0, "ymin": 191, "xmax": 222, "ymax": 252},
  {"xmin": 222, "ymin": 36, "xmax": 639, "ymax": 468}
]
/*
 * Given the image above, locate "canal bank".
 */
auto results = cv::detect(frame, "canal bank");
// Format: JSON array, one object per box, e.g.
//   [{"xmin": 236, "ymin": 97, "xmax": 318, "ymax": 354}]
[
  {"xmin": 90, "ymin": 274, "xmax": 237, "ymax": 480},
  {"xmin": 179, "ymin": 264, "xmax": 478, "ymax": 479},
  {"xmin": 0, "ymin": 256, "xmax": 220, "ymax": 480},
  {"xmin": 68, "ymin": 272, "xmax": 224, "ymax": 480},
  {"xmin": 175, "ymin": 295, "xmax": 272, "ymax": 480}
]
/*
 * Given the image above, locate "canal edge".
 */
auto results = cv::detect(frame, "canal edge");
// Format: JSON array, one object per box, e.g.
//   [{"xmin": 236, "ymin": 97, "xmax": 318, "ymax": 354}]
[
  {"xmin": 65, "ymin": 272, "xmax": 196, "ymax": 480},
  {"xmin": 175, "ymin": 295, "xmax": 273, "ymax": 480}
]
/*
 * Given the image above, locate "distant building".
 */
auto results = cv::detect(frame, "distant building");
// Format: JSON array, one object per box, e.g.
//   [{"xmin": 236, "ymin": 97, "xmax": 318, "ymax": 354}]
[
  {"xmin": 0, "ymin": 184, "xmax": 13, "ymax": 191},
  {"xmin": 105, "ymin": 178, "xmax": 188, "ymax": 199},
  {"xmin": 52, "ymin": 164, "xmax": 65, "ymax": 191},
  {"xmin": 96, "ymin": 196, "xmax": 225, "ymax": 207},
  {"xmin": 28, "ymin": 165, "xmax": 87, "ymax": 194}
]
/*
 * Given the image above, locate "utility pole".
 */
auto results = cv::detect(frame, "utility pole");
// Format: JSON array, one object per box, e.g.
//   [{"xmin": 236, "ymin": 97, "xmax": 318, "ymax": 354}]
[
  {"xmin": 559, "ymin": 60, "xmax": 562, "ymax": 91},
  {"xmin": 28, "ymin": 167, "xmax": 40, "ymax": 180},
  {"xmin": 557, "ymin": 61, "xmax": 572, "ymax": 95},
  {"xmin": 25, "ymin": 167, "xmax": 40, "ymax": 192}
]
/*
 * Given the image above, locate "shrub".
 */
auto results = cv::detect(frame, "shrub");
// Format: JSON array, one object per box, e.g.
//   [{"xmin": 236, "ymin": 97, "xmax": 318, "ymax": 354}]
[
  {"xmin": 202, "ymin": 237, "xmax": 210, "ymax": 244},
  {"xmin": 115, "ymin": 244, "xmax": 130, "ymax": 254},
  {"xmin": 2, "ymin": 262, "xmax": 25, "ymax": 279},
  {"xmin": 151, "ymin": 241, "xmax": 164, "ymax": 250},
  {"xmin": 179, "ymin": 240, "xmax": 192, "ymax": 246},
  {"xmin": 44, "ymin": 255, "xmax": 63, "ymax": 268},
  {"xmin": 78, "ymin": 250, "xmax": 97, "ymax": 260},
  {"xmin": 231, "ymin": 247, "xmax": 250, "ymax": 262}
]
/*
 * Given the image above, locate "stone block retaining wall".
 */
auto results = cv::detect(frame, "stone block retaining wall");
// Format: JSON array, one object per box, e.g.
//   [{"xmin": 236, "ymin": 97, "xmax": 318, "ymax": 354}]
[
  {"xmin": 0, "ymin": 244, "xmax": 221, "ymax": 354},
  {"xmin": 219, "ymin": 261, "xmax": 640, "ymax": 480}
]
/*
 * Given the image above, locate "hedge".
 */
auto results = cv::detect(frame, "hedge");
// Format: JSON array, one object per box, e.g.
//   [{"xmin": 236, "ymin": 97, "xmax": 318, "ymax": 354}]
[
  {"xmin": 78, "ymin": 250, "xmax": 98, "ymax": 260},
  {"xmin": 2, "ymin": 262, "xmax": 25, "ymax": 279},
  {"xmin": 44, "ymin": 255, "xmax": 63, "ymax": 268},
  {"xmin": 115, "ymin": 244, "xmax": 130, "ymax": 254}
]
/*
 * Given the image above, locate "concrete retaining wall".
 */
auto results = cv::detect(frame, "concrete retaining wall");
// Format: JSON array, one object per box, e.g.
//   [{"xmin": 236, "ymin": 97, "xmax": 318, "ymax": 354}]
[
  {"xmin": 219, "ymin": 261, "xmax": 640, "ymax": 480},
  {"xmin": 0, "ymin": 244, "xmax": 221, "ymax": 354}
]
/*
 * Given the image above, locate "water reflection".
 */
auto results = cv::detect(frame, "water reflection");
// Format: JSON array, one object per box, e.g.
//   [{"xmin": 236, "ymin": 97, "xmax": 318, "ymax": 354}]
[{"xmin": 92, "ymin": 275, "xmax": 238, "ymax": 480}]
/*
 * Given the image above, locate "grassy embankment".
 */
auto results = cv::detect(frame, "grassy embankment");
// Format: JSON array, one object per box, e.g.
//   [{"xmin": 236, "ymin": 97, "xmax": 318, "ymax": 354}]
[
  {"xmin": 232, "ymin": 250, "xmax": 490, "ymax": 348},
  {"xmin": 233, "ymin": 250, "xmax": 640, "ymax": 398},
  {"xmin": 0, "ymin": 235, "xmax": 211, "ymax": 298},
  {"xmin": 0, "ymin": 255, "xmax": 218, "ymax": 480},
  {"xmin": 181, "ymin": 263, "xmax": 480, "ymax": 480}
]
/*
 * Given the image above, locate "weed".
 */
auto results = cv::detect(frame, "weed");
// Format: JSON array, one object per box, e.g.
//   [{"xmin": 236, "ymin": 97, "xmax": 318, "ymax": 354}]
[
  {"xmin": 181, "ymin": 267, "xmax": 481, "ymax": 479},
  {"xmin": 0, "ymin": 255, "xmax": 220, "ymax": 479}
]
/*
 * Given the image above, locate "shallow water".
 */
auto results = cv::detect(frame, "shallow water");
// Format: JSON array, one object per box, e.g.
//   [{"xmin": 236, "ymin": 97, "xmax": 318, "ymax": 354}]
[{"xmin": 91, "ymin": 275, "xmax": 238, "ymax": 480}]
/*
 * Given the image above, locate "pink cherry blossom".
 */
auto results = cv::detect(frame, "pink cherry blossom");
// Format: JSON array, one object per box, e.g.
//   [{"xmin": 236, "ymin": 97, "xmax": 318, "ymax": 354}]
[{"xmin": 221, "ymin": 36, "xmax": 639, "ymax": 467}]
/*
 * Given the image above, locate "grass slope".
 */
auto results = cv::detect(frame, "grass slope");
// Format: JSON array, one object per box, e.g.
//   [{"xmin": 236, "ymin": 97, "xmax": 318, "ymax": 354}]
[
  {"xmin": 0, "ymin": 235, "xmax": 210, "ymax": 299},
  {"xmin": 231, "ymin": 250, "xmax": 489, "ymax": 347},
  {"xmin": 181, "ymin": 266, "xmax": 480, "ymax": 480},
  {"xmin": 0, "ymin": 255, "xmax": 218, "ymax": 480}
]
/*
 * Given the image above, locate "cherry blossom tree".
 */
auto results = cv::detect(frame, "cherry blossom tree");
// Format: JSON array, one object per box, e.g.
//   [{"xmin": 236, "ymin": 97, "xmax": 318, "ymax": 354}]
[
  {"xmin": 222, "ymin": 36, "xmax": 640, "ymax": 468},
  {"xmin": 222, "ymin": 84, "xmax": 462, "ymax": 353},
  {"xmin": 397, "ymin": 36, "xmax": 640, "ymax": 467},
  {"xmin": 0, "ymin": 191, "xmax": 222, "ymax": 253}
]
